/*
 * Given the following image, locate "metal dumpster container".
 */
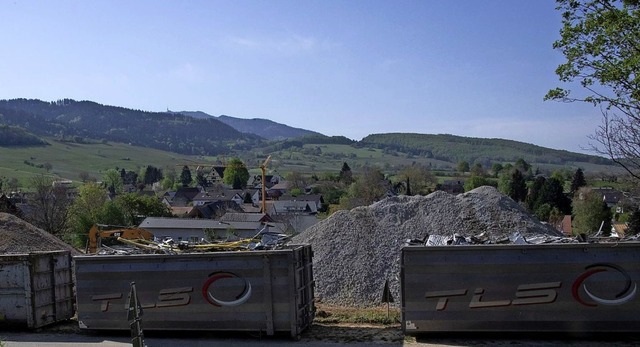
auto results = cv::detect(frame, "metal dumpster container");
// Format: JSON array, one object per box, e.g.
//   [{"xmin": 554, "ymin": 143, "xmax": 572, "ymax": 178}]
[
  {"xmin": 401, "ymin": 242, "xmax": 640, "ymax": 334},
  {"xmin": 0, "ymin": 251, "xmax": 74, "ymax": 329},
  {"xmin": 75, "ymin": 244, "xmax": 314, "ymax": 338}
]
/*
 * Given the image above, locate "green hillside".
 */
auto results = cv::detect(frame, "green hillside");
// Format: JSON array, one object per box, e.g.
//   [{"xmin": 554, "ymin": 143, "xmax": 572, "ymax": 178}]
[
  {"xmin": 0, "ymin": 136, "xmax": 624, "ymax": 190},
  {"xmin": 0, "ymin": 98, "xmax": 625, "ymax": 189},
  {"xmin": 360, "ymin": 133, "xmax": 612, "ymax": 166},
  {"xmin": 0, "ymin": 98, "xmax": 261, "ymax": 156},
  {"xmin": 0, "ymin": 139, "xmax": 198, "ymax": 188},
  {"xmin": 240, "ymin": 142, "xmax": 621, "ymax": 179}
]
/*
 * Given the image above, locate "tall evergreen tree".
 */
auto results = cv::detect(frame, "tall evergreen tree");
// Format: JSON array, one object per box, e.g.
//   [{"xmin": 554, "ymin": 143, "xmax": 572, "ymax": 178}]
[
  {"xmin": 120, "ymin": 170, "xmax": 138, "ymax": 185},
  {"xmin": 570, "ymin": 168, "xmax": 587, "ymax": 194},
  {"xmin": 543, "ymin": 177, "xmax": 572, "ymax": 215},
  {"xmin": 195, "ymin": 170, "xmax": 208, "ymax": 188},
  {"xmin": 180, "ymin": 165, "xmax": 192, "ymax": 187},
  {"xmin": 526, "ymin": 176, "xmax": 546, "ymax": 211},
  {"xmin": 339, "ymin": 162, "xmax": 354, "ymax": 184},
  {"xmin": 508, "ymin": 169, "xmax": 527, "ymax": 202},
  {"xmin": 141, "ymin": 165, "xmax": 163, "ymax": 185},
  {"xmin": 514, "ymin": 158, "xmax": 531, "ymax": 173}
]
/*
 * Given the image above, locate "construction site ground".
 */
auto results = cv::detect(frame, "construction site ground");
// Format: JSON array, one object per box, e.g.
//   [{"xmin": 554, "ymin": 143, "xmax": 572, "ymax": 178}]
[
  {"xmin": 2, "ymin": 322, "xmax": 640, "ymax": 346},
  {"xmin": 2, "ymin": 310, "xmax": 640, "ymax": 347}
]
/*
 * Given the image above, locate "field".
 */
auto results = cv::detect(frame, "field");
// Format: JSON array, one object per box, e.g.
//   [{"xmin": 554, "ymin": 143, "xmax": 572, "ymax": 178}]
[
  {"xmin": 0, "ymin": 141, "xmax": 459, "ymax": 187},
  {"xmin": 0, "ymin": 138, "xmax": 626, "ymax": 190},
  {"xmin": 0, "ymin": 140, "xmax": 193, "ymax": 187},
  {"xmin": 264, "ymin": 144, "xmax": 456, "ymax": 174}
]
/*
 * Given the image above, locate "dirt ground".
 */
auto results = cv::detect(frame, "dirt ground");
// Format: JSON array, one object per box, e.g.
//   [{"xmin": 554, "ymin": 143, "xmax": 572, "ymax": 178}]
[
  {"xmin": 304, "ymin": 304, "xmax": 406, "ymax": 343},
  {"xmin": 3, "ymin": 319, "xmax": 640, "ymax": 347},
  {"xmin": 302, "ymin": 322, "xmax": 406, "ymax": 344},
  {"xmin": 31, "ymin": 314, "xmax": 407, "ymax": 345},
  {"xmin": 3, "ymin": 304, "xmax": 639, "ymax": 346},
  {"xmin": 18, "ymin": 316, "xmax": 638, "ymax": 347}
]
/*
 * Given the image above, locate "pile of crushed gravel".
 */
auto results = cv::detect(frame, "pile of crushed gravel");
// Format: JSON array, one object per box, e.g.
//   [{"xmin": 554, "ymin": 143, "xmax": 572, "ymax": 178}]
[
  {"xmin": 291, "ymin": 186, "xmax": 563, "ymax": 307},
  {"xmin": 0, "ymin": 212, "xmax": 80, "ymax": 255}
]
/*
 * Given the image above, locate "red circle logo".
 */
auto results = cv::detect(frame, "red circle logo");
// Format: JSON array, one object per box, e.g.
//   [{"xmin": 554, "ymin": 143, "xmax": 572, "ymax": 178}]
[
  {"xmin": 202, "ymin": 271, "xmax": 252, "ymax": 307},
  {"xmin": 572, "ymin": 263, "xmax": 636, "ymax": 307}
]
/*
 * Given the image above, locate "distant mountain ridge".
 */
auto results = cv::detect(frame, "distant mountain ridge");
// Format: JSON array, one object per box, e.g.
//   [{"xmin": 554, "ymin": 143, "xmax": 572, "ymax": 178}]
[
  {"xmin": 179, "ymin": 111, "xmax": 322, "ymax": 140},
  {"xmin": 0, "ymin": 98, "xmax": 614, "ymax": 168},
  {"xmin": 0, "ymin": 98, "xmax": 260, "ymax": 156}
]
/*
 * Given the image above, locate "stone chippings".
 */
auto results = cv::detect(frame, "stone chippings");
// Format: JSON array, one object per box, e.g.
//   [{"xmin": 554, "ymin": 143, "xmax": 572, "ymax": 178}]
[
  {"xmin": 0, "ymin": 212, "xmax": 80, "ymax": 255},
  {"xmin": 291, "ymin": 186, "xmax": 563, "ymax": 307}
]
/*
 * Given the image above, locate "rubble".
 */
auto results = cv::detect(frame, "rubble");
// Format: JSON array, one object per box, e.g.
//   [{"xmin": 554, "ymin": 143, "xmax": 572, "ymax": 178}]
[
  {"xmin": 408, "ymin": 231, "xmax": 574, "ymax": 246},
  {"xmin": 0, "ymin": 212, "xmax": 81, "ymax": 255},
  {"xmin": 95, "ymin": 229, "xmax": 292, "ymax": 255},
  {"xmin": 291, "ymin": 186, "xmax": 567, "ymax": 307},
  {"xmin": 410, "ymin": 229, "xmax": 640, "ymax": 246}
]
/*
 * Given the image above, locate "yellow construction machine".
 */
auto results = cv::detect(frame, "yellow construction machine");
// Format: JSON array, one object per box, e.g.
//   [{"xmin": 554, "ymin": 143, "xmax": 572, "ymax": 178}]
[{"xmin": 86, "ymin": 224, "xmax": 154, "ymax": 254}]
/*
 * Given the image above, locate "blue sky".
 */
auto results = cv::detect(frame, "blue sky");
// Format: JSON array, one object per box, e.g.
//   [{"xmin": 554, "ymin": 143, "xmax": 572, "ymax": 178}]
[{"xmin": 0, "ymin": 1, "xmax": 602, "ymax": 154}]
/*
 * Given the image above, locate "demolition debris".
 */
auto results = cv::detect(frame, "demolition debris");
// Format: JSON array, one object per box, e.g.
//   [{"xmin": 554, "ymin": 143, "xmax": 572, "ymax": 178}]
[
  {"xmin": 96, "ymin": 229, "xmax": 292, "ymax": 255},
  {"xmin": 0, "ymin": 212, "xmax": 80, "ymax": 255},
  {"xmin": 291, "ymin": 186, "xmax": 566, "ymax": 307}
]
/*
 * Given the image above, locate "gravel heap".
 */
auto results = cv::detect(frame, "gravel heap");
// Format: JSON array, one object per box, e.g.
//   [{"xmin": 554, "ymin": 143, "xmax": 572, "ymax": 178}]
[
  {"xmin": 291, "ymin": 186, "xmax": 563, "ymax": 307},
  {"xmin": 0, "ymin": 212, "xmax": 80, "ymax": 255}
]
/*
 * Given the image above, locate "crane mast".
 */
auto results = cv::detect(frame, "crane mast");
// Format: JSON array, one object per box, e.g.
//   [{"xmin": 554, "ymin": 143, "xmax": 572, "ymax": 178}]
[{"xmin": 260, "ymin": 155, "xmax": 272, "ymax": 214}]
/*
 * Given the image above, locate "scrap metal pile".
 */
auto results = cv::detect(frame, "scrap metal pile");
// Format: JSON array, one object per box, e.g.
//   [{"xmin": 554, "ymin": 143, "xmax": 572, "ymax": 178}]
[
  {"xmin": 408, "ymin": 229, "xmax": 640, "ymax": 247},
  {"xmin": 405, "ymin": 231, "xmax": 573, "ymax": 246},
  {"xmin": 96, "ymin": 230, "xmax": 291, "ymax": 255}
]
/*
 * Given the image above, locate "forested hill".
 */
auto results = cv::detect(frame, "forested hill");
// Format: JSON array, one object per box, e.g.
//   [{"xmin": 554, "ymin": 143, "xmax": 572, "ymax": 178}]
[
  {"xmin": 360, "ymin": 133, "xmax": 613, "ymax": 166},
  {"xmin": 0, "ymin": 99, "xmax": 262, "ymax": 156},
  {"xmin": 0, "ymin": 98, "xmax": 614, "ymax": 168},
  {"xmin": 0, "ymin": 124, "xmax": 48, "ymax": 146},
  {"xmin": 179, "ymin": 111, "xmax": 322, "ymax": 140},
  {"xmin": 217, "ymin": 115, "xmax": 323, "ymax": 140}
]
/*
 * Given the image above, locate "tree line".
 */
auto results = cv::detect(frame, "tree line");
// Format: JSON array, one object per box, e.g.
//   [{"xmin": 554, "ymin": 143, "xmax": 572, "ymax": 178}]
[{"xmin": 0, "ymin": 124, "xmax": 48, "ymax": 146}]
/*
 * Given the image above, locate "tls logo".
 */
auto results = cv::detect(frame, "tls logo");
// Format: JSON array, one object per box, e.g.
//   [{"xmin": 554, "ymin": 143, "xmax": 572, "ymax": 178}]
[{"xmin": 424, "ymin": 263, "xmax": 637, "ymax": 311}]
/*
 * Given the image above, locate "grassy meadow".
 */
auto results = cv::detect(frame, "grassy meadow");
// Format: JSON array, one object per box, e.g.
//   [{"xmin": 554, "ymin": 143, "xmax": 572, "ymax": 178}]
[
  {"xmin": 0, "ymin": 140, "xmax": 193, "ymax": 187},
  {"xmin": 0, "ymin": 138, "xmax": 625, "ymax": 190}
]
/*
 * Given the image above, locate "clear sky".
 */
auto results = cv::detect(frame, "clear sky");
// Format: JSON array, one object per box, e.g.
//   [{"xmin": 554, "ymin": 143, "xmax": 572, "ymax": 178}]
[{"xmin": 0, "ymin": 0, "xmax": 602, "ymax": 154}]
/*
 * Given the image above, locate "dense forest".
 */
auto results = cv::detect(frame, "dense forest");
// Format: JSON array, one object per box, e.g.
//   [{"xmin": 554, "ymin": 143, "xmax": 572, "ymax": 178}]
[
  {"xmin": 0, "ymin": 99, "xmax": 262, "ymax": 156},
  {"xmin": 0, "ymin": 124, "xmax": 48, "ymax": 146}
]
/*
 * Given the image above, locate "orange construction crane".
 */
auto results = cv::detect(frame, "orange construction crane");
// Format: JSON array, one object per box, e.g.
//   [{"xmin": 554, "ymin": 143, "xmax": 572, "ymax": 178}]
[{"xmin": 260, "ymin": 155, "xmax": 272, "ymax": 214}]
